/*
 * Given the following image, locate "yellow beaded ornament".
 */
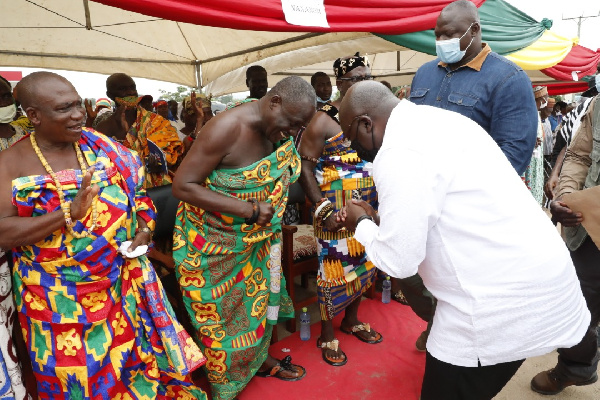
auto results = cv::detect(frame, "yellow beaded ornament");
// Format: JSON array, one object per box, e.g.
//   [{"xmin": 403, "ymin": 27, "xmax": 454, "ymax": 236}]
[{"xmin": 30, "ymin": 134, "xmax": 98, "ymax": 239}]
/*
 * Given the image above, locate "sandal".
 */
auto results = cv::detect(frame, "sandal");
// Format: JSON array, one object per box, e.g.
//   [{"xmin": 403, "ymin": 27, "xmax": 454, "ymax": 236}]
[
  {"xmin": 255, "ymin": 355, "xmax": 306, "ymax": 381},
  {"xmin": 392, "ymin": 290, "xmax": 409, "ymax": 305},
  {"xmin": 316, "ymin": 337, "xmax": 347, "ymax": 366},
  {"xmin": 340, "ymin": 322, "xmax": 383, "ymax": 344}
]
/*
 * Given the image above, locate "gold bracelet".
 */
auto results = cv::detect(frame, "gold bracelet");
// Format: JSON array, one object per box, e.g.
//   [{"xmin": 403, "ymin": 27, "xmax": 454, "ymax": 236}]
[{"xmin": 136, "ymin": 226, "xmax": 153, "ymax": 239}]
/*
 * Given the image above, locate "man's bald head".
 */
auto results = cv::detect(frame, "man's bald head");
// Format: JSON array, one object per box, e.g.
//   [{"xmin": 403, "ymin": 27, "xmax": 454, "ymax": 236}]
[
  {"xmin": 339, "ymin": 80, "xmax": 397, "ymax": 130},
  {"xmin": 16, "ymin": 71, "xmax": 75, "ymax": 110},
  {"xmin": 269, "ymin": 76, "xmax": 316, "ymax": 109},
  {"xmin": 440, "ymin": 0, "xmax": 479, "ymax": 22}
]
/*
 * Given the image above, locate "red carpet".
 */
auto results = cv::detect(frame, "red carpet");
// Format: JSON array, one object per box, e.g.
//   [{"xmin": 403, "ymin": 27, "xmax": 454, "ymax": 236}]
[{"xmin": 240, "ymin": 297, "xmax": 427, "ymax": 400}]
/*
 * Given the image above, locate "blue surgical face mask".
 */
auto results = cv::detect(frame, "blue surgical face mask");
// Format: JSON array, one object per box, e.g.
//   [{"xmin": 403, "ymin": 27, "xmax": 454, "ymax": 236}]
[
  {"xmin": 316, "ymin": 95, "xmax": 331, "ymax": 103},
  {"xmin": 435, "ymin": 23, "xmax": 474, "ymax": 64}
]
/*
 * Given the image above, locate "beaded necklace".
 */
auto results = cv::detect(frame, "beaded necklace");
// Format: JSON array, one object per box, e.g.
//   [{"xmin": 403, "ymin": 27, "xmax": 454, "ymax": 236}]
[{"xmin": 30, "ymin": 133, "xmax": 97, "ymax": 238}]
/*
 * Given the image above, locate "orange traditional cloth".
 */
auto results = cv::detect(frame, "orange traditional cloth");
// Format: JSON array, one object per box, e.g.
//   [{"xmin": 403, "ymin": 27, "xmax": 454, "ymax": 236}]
[{"xmin": 122, "ymin": 107, "xmax": 183, "ymax": 188}]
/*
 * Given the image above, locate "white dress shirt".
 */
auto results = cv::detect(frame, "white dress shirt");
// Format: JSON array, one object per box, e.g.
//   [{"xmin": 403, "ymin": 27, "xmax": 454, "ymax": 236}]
[{"xmin": 354, "ymin": 100, "xmax": 589, "ymax": 367}]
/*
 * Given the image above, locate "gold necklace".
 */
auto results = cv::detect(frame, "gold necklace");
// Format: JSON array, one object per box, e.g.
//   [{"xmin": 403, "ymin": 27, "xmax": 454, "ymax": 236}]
[{"xmin": 30, "ymin": 134, "xmax": 97, "ymax": 238}]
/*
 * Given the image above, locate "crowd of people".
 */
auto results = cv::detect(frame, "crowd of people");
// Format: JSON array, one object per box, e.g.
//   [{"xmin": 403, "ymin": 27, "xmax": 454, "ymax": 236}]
[{"xmin": 0, "ymin": 0, "xmax": 600, "ymax": 399}]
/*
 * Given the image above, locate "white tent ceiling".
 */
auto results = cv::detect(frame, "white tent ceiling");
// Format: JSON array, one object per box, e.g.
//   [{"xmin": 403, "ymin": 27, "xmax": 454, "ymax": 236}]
[{"xmin": 2, "ymin": 0, "xmax": 561, "ymax": 96}]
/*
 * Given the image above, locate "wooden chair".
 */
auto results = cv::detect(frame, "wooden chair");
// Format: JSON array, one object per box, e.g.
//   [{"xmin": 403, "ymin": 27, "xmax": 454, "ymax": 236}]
[{"xmin": 281, "ymin": 182, "xmax": 320, "ymax": 333}]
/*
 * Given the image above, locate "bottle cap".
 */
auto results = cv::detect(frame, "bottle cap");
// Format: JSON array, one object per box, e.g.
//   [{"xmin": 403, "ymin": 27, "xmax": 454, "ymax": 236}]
[
  {"xmin": 302, "ymin": 307, "xmax": 308, "ymax": 312},
  {"xmin": 385, "ymin": 276, "xmax": 390, "ymax": 280}
]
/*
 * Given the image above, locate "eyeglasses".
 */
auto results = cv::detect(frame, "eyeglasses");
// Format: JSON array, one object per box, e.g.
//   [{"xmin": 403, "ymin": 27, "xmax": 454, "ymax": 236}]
[{"xmin": 338, "ymin": 75, "xmax": 375, "ymax": 82}]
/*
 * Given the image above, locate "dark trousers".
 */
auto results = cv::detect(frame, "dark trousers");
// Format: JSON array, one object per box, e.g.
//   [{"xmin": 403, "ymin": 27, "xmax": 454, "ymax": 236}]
[
  {"xmin": 421, "ymin": 352, "xmax": 524, "ymax": 400},
  {"xmin": 396, "ymin": 273, "xmax": 436, "ymax": 334},
  {"xmin": 556, "ymin": 236, "xmax": 600, "ymax": 380}
]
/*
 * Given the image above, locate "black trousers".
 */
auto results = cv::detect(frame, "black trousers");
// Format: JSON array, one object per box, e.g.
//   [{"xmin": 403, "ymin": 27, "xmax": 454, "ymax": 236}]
[
  {"xmin": 556, "ymin": 236, "xmax": 600, "ymax": 380},
  {"xmin": 421, "ymin": 352, "xmax": 524, "ymax": 400}
]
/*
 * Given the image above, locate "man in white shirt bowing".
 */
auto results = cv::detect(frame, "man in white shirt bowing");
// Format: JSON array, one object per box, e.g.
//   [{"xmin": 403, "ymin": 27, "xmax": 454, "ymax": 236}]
[{"xmin": 336, "ymin": 80, "xmax": 589, "ymax": 400}]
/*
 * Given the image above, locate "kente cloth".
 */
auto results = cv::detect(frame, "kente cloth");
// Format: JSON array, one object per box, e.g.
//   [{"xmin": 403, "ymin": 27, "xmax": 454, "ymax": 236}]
[
  {"xmin": 9, "ymin": 117, "xmax": 33, "ymax": 135},
  {"xmin": 173, "ymin": 138, "xmax": 300, "ymax": 400},
  {"xmin": 12, "ymin": 128, "xmax": 206, "ymax": 400},
  {"xmin": 121, "ymin": 107, "xmax": 183, "ymax": 189},
  {"xmin": 521, "ymin": 116, "xmax": 545, "ymax": 205},
  {"xmin": 0, "ymin": 124, "xmax": 27, "ymax": 152},
  {"xmin": 0, "ymin": 251, "xmax": 29, "ymax": 400},
  {"xmin": 313, "ymin": 124, "xmax": 378, "ymax": 321}
]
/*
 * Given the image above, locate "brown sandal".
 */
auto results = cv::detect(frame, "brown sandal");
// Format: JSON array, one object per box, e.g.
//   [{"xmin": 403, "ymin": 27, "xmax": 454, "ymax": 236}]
[
  {"xmin": 340, "ymin": 322, "xmax": 383, "ymax": 344},
  {"xmin": 316, "ymin": 337, "xmax": 347, "ymax": 366},
  {"xmin": 255, "ymin": 355, "xmax": 306, "ymax": 381}
]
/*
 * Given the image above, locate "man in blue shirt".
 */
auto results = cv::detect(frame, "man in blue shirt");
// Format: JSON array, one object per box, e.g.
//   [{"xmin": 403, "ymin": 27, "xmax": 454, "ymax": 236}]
[{"xmin": 410, "ymin": 0, "xmax": 538, "ymax": 176}]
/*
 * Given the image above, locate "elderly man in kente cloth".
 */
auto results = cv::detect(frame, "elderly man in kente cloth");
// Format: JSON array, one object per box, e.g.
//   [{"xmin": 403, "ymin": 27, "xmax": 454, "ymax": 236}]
[
  {"xmin": 95, "ymin": 73, "xmax": 183, "ymax": 188},
  {"xmin": 172, "ymin": 76, "xmax": 316, "ymax": 400},
  {"xmin": 298, "ymin": 53, "xmax": 383, "ymax": 367},
  {"xmin": 0, "ymin": 72, "xmax": 206, "ymax": 399}
]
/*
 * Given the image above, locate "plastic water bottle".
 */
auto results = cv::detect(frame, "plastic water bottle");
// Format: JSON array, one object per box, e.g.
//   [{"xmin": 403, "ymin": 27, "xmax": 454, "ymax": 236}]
[
  {"xmin": 299, "ymin": 307, "xmax": 311, "ymax": 341},
  {"xmin": 382, "ymin": 276, "xmax": 392, "ymax": 304}
]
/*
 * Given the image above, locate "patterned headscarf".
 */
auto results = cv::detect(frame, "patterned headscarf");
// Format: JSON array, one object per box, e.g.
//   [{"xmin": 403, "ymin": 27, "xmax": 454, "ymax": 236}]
[
  {"xmin": 333, "ymin": 52, "xmax": 370, "ymax": 79},
  {"xmin": 95, "ymin": 98, "xmax": 112, "ymax": 109}
]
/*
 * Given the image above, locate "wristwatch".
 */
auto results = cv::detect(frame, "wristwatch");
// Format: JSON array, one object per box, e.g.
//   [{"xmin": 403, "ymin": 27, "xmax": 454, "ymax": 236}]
[
  {"xmin": 356, "ymin": 214, "xmax": 375, "ymax": 226},
  {"xmin": 136, "ymin": 226, "xmax": 153, "ymax": 239}
]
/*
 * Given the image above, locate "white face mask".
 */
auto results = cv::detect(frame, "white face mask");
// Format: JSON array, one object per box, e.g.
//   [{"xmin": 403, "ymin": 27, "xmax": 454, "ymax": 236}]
[
  {"xmin": 540, "ymin": 100, "xmax": 548, "ymax": 109},
  {"xmin": 435, "ymin": 23, "xmax": 474, "ymax": 64},
  {"xmin": 0, "ymin": 103, "xmax": 17, "ymax": 124}
]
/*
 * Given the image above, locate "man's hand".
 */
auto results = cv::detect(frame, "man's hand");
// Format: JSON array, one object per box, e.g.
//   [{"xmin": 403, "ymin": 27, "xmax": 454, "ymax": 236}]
[
  {"xmin": 190, "ymin": 91, "xmax": 205, "ymax": 127},
  {"xmin": 70, "ymin": 167, "xmax": 100, "ymax": 221},
  {"xmin": 128, "ymin": 228, "xmax": 152, "ymax": 252},
  {"xmin": 323, "ymin": 212, "xmax": 343, "ymax": 232},
  {"xmin": 338, "ymin": 199, "xmax": 376, "ymax": 231},
  {"xmin": 145, "ymin": 154, "xmax": 164, "ymax": 174},
  {"xmin": 544, "ymin": 175, "xmax": 558, "ymax": 200},
  {"xmin": 256, "ymin": 202, "xmax": 275, "ymax": 226},
  {"xmin": 84, "ymin": 99, "xmax": 98, "ymax": 120},
  {"xmin": 550, "ymin": 200, "xmax": 582, "ymax": 227},
  {"xmin": 115, "ymin": 106, "xmax": 130, "ymax": 136}
]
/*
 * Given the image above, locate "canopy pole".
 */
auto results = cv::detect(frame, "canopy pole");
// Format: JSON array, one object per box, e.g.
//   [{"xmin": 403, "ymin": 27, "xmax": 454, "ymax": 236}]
[
  {"xmin": 83, "ymin": 0, "xmax": 92, "ymax": 30},
  {"xmin": 194, "ymin": 60, "xmax": 202, "ymax": 90}
]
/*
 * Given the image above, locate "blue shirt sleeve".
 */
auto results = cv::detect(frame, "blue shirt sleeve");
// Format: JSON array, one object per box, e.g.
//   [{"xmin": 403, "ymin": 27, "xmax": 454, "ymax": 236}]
[{"xmin": 488, "ymin": 70, "xmax": 537, "ymax": 175}]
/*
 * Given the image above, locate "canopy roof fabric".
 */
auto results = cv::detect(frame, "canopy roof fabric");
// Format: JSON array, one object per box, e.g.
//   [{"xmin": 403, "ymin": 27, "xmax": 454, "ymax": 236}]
[
  {"xmin": 94, "ymin": 0, "xmax": 484, "ymax": 34},
  {"xmin": 542, "ymin": 45, "xmax": 600, "ymax": 82},
  {"xmin": 378, "ymin": 0, "xmax": 548, "ymax": 56},
  {"xmin": 1, "ymin": 0, "xmax": 596, "ymax": 96}
]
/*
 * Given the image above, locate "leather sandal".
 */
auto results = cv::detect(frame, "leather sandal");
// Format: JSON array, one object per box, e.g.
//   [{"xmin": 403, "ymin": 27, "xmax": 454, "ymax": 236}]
[
  {"xmin": 340, "ymin": 322, "xmax": 383, "ymax": 344},
  {"xmin": 255, "ymin": 355, "xmax": 306, "ymax": 381},
  {"xmin": 316, "ymin": 337, "xmax": 347, "ymax": 366}
]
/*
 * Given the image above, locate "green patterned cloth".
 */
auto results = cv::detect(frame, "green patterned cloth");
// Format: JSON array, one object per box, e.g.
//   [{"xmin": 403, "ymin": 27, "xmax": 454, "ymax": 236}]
[{"xmin": 173, "ymin": 138, "xmax": 300, "ymax": 400}]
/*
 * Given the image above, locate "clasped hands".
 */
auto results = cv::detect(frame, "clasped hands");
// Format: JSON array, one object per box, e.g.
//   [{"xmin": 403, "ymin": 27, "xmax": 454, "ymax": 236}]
[{"xmin": 331, "ymin": 199, "xmax": 379, "ymax": 232}]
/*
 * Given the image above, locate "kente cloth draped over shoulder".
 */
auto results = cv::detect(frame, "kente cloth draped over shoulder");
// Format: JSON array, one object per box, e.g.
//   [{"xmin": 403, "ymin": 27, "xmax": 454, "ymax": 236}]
[
  {"xmin": 12, "ymin": 128, "xmax": 206, "ymax": 400},
  {"xmin": 0, "ymin": 251, "xmax": 28, "ymax": 400},
  {"xmin": 314, "ymin": 105, "xmax": 377, "ymax": 321},
  {"xmin": 173, "ymin": 138, "xmax": 299, "ymax": 400},
  {"xmin": 121, "ymin": 107, "xmax": 183, "ymax": 189}
]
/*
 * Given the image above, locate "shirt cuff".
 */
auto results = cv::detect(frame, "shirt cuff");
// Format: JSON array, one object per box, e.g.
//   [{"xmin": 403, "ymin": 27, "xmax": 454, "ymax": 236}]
[{"xmin": 353, "ymin": 218, "xmax": 379, "ymax": 246}]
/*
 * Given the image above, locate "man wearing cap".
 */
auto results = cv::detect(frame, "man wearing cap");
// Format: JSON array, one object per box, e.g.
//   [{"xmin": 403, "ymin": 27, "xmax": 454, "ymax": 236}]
[
  {"xmin": 95, "ymin": 73, "xmax": 183, "ymax": 188},
  {"xmin": 299, "ymin": 53, "xmax": 383, "ymax": 367}
]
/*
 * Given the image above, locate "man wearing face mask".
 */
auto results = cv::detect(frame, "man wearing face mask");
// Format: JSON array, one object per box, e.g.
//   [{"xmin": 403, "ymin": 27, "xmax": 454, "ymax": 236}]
[
  {"xmin": 0, "ymin": 75, "xmax": 28, "ymax": 151},
  {"xmin": 299, "ymin": 53, "xmax": 383, "ymax": 368},
  {"xmin": 411, "ymin": 0, "xmax": 537, "ymax": 176},
  {"xmin": 95, "ymin": 73, "xmax": 183, "ymax": 188},
  {"xmin": 311, "ymin": 71, "xmax": 333, "ymax": 109},
  {"xmin": 337, "ymin": 80, "xmax": 589, "ymax": 400}
]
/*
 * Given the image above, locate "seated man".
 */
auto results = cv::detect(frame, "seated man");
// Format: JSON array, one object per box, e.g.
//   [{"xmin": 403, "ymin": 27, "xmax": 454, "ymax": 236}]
[
  {"xmin": 0, "ymin": 72, "xmax": 207, "ymax": 399},
  {"xmin": 172, "ymin": 76, "xmax": 316, "ymax": 400},
  {"xmin": 338, "ymin": 80, "xmax": 589, "ymax": 400},
  {"xmin": 95, "ymin": 73, "xmax": 183, "ymax": 188}
]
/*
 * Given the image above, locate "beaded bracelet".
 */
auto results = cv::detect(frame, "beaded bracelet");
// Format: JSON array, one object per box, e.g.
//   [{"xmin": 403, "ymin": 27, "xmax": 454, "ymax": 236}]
[
  {"xmin": 300, "ymin": 154, "xmax": 319, "ymax": 164},
  {"xmin": 245, "ymin": 198, "xmax": 260, "ymax": 225}
]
